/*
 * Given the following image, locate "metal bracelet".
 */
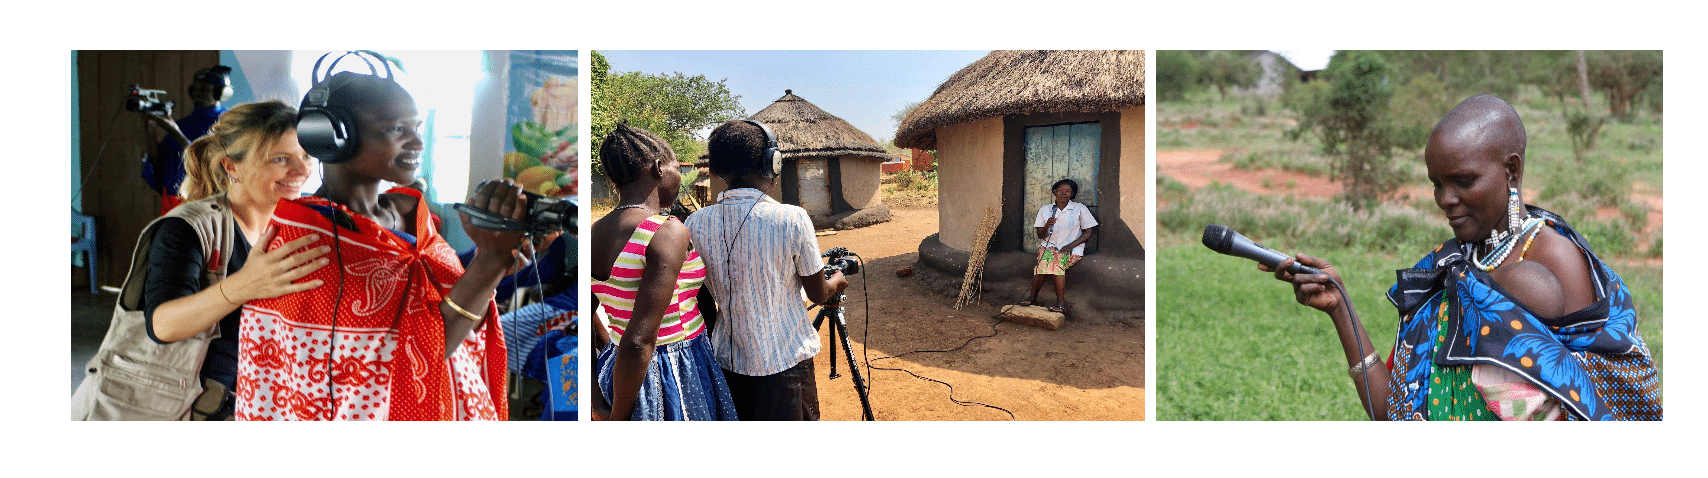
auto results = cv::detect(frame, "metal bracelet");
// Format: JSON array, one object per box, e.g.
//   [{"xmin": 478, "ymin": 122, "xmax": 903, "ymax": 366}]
[
  {"xmin": 1348, "ymin": 352, "xmax": 1380, "ymax": 379},
  {"xmin": 442, "ymin": 297, "xmax": 484, "ymax": 322}
]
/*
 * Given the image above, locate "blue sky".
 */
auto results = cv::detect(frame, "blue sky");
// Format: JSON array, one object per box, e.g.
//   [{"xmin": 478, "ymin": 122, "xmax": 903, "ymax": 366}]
[{"xmin": 598, "ymin": 50, "xmax": 991, "ymax": 143}]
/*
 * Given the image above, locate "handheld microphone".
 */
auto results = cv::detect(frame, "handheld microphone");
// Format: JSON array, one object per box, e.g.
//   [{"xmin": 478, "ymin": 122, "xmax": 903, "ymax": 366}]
[{"xmin": 1201, "ymin": 224, "xmax": 1323, "ymax": 275}]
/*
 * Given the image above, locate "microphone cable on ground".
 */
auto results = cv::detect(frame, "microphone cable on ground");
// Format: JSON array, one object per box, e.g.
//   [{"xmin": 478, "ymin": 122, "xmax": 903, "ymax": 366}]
[{"xmin": 862, "ymin": 287, "xmax": 1017, "ymax": 420}]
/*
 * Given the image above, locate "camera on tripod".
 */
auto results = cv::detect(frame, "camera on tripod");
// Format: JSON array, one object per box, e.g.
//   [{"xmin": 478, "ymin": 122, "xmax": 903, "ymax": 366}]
[
  {"xmin": 822, "ymin": 247, "xmax": 860, "ymax": 278},
  {"xmin": 453, "ymin": 184, "xmax": 577, "ymax": 236},
  {"xmin": 124, "ymin": 85, "xmax": 173, "ymax": 116}
]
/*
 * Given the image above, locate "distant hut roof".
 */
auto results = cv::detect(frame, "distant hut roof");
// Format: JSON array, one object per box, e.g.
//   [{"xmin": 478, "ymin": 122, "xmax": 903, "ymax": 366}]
[
  {"xmin": 893, "ymin": 50, "xmax": 1146, "ymax": 150},
  {"xmin": 750, "ymin": 90, "xmax": 889, "ymax": 161}
]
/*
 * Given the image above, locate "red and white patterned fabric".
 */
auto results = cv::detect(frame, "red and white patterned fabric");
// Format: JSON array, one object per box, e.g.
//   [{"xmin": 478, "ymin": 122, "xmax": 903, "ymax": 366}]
[{"xmin": 236, "ymin": 189, "xmax": 507, "ymax": 420}]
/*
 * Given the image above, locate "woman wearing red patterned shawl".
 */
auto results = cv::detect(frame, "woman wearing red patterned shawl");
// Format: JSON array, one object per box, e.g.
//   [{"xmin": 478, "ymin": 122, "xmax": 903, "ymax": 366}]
[
  {"xmin": 1263, "ymin": 94, "xmax": 1661, "ymax": 421},
  {"xmin": 234, "ymin": 73, "xmax": 526, "ymax": 420},
  {"xmin": 590, "ymin": 124, "xmax": 737, "ymax": 420}
]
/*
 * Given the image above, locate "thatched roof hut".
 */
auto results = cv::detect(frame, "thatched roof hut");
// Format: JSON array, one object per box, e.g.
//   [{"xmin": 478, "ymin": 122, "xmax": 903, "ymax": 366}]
[
  {"xmin": 753, "ymin": 89, "xmax": 890, "ymax": 160},
  {"xmin": 897, "ymin": 50, "xmax": 1146, "ymax": 325},
  {"xmin": 707, "ymin": 90, "xmax": 892, "ymax": 229},
  {"xmin": 894, "ymin": 50, "xmax": 1145, "ymax": 151}
]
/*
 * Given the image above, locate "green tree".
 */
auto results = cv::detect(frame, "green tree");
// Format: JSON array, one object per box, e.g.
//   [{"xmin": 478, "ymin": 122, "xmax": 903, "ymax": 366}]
[
  {"xmin": 591, "ymin": 50, "xmax": 746, "ymax": 176},
  {"xmin": 1285, "ymin": 51, "xmax": 1424, "ymax": 211},
  {"xmin": 1197, "ymin": 50, "xmax": 1259, "ymax": 100},
  {"xmin": 1585, "ymin": 50, "xmax": 1661, "ymax": 120},
  {"xmin": 1156, "ymin": 50, "xmax": 1200, "ymax": 102}
]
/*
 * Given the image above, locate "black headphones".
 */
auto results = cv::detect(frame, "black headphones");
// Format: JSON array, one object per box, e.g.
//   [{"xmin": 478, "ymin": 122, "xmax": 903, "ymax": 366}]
[
  {"xmin": 297, "ymin": 51, "xmax": 394, "ymax": 164},
  {"xmin": 192, "ymin": 66, "xmax": 234, "ymax": 102},
  {"xmin": 719, "ymin": 119, "xmax": 781, "ymax": 179}
]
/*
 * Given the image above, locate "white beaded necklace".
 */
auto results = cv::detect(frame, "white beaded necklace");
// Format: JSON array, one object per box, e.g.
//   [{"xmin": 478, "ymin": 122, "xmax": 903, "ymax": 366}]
[{"xmin": 1472, "ymin": 215, "xmax": 1543, "ymax": 272}]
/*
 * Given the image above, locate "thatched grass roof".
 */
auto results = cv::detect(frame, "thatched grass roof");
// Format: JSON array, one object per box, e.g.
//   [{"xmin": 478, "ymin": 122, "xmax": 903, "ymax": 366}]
[
  {"xmin": 750, "ymin": 90, "xmax": 889, "ymax": 161},
  {"xmin": 893, "ymin": 50, "xmax": 1146, "ymax": 150}
]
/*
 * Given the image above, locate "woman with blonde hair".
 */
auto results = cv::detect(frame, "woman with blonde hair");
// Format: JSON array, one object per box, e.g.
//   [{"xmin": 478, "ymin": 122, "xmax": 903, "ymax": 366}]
[
  {"xmin": 75, "ymin": 100, "xmax": 330, "ymax": 420},
  {"xmin": 235, "ymin": 72, "xmax": 521, "ymax": 420}
]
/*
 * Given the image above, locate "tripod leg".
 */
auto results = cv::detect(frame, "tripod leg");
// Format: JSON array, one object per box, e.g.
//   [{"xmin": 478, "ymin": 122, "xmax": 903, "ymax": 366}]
[
  {"xmin": 826, "ymin": 307, "xmax": 840, "ymax": 379},
  {"xmin": 832, "ymin": 308, "xmax": 875, "ymax": 421}
]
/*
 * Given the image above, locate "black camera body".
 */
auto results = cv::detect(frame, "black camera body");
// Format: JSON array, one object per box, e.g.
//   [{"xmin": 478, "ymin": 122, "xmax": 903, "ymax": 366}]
[
  {"xmin": 521, "ymin": 191, "xmax": 575, "ymax": 235},
  {"xmin": 453, "ymin": 186, "xmax": 577, "ymax": 237},
  {"xmin": 822, "ymin": 247, "xmax": 860, "ymax": 278},
  {"xmin": 124, "ymin": 85, "xmax": 173, "ymax": 116}
]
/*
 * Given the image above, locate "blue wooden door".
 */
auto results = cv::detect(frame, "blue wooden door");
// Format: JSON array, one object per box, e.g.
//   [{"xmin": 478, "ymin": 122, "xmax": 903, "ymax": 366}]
[{"xmin": 1023, "ymin": 122, "xmax": 1099, "ymax": 253}]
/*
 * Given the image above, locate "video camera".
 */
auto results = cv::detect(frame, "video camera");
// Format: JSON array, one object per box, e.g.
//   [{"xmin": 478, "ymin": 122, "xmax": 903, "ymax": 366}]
[
  {"xmin": 822, "ymin": 247, "xmax": 860, "ymax": 278},
  {"xmin": 453, "ymin": 184, "xmax": 577, "ymax": 237},
  {"xmin": 124, "ymin": 85, "xmax": 173, "ymax": 116}
]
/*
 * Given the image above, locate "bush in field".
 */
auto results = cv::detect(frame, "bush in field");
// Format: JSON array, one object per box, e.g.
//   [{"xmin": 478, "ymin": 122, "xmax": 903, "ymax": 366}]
[
  {"xmin": 1565, "ymin": 108, "xmax": 1605, "ymax": 161},
  {"xmin": 1285, "ymin": 51, "xmax": 1426, "ymax": 211}
]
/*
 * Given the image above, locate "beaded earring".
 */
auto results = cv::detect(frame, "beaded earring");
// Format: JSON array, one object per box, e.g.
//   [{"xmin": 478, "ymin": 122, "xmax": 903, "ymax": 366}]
[{"xmin": 1507, "ymin": 186, "xmax": 1523, "ymax": 232}]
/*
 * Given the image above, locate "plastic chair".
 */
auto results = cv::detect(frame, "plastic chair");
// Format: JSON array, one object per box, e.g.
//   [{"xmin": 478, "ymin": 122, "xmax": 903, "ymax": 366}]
[{"xmin": 71, "ymin": 210, "xmax": 97, "ymax": 294}]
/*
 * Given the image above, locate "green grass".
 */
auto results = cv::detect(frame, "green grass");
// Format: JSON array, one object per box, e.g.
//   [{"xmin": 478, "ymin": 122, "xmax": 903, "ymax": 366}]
[
  {"xmin": 1156, "ymin": 244, "xmax": 1664, "ymax": 420},
  {"xmin": 1156, "ymin": 244, "xmax": 1403, "ymax": 420}
]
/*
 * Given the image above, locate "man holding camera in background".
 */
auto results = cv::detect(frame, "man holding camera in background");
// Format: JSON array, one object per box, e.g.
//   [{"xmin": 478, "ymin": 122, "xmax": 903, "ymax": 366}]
[
  {"xmin": 139, "ymin": 66, "xmax": 231, "ymax": 215},
  {"xmin": 686, "ymin": 120, "xmax": 849, "ymax": 421}
]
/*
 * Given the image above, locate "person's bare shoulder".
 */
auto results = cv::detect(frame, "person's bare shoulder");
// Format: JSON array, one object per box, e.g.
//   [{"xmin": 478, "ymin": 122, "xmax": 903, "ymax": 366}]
[{"xmin": 1494, "ymin": 226, "xmax": 1597, "ymax": 317}]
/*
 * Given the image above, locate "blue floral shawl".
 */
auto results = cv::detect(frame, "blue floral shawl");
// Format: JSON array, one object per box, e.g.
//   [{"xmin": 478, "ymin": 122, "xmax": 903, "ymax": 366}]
[{"xmin": 1384, "ymin": 206, "xmax": 1662, "ymax": 421}]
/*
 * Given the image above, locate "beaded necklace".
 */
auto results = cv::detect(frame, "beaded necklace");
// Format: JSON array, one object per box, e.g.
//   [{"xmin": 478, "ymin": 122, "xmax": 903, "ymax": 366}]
[
  {"xmin": 1472, "ymin": 215, "xmax": 1543, "ymax": 272},
  {"xmin": 611, "ymin": 203, "xmax": 658, "ymax": 215}
]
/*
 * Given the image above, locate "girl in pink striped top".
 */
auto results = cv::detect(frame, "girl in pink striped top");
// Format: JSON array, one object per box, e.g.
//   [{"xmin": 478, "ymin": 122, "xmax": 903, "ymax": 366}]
[{"xmin": 590, "ymin": 124, "xmax": 737, "ymax": 420}]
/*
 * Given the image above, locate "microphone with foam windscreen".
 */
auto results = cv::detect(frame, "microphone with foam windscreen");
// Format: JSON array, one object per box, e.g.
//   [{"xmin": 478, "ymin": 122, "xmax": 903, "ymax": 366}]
[{"xmin": 1201, "ymin": 224, "xmax": 1324, "ymax": 275}]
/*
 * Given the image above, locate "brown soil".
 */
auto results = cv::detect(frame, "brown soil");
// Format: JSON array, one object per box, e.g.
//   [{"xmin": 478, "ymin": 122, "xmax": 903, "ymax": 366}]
[
  {"xmin": 1159, "ymin": 149, "xmax": 1664, "ymax": 253},
  {"xmin": 809, "ymin": 205, "xmax": 1144, "ymax": 421},
  {"xmin": 1156, "ymin": 149, "xmax": 1344, "ymax": 202}
]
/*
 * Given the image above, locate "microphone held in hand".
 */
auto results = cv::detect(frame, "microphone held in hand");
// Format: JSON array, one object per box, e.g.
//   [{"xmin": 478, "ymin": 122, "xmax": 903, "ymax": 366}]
[{"xmin": 1200, "ymin": 224, "xmax": 1324, "ymax": 275}]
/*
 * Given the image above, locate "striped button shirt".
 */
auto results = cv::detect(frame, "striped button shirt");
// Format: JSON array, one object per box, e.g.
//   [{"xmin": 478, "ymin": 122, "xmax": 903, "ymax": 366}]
[
  {"xmin": 592, "ymin": 214, "xmax": 707, "ymax": 346},
  {"xmin": 685, "ymin": 188, "xmax": 824, "ymax": 376}
]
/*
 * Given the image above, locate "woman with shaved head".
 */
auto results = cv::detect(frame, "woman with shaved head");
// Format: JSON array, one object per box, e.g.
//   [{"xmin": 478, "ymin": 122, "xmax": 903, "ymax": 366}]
[{"xmin": 1263, "ymin": 94, "xmax": 1661, "ymax": 421}]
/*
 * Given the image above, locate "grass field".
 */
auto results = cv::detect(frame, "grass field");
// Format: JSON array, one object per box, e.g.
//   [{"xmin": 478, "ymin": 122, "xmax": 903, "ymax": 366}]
[
  {"xmin": 1155, "ymin": 241, "xmax": 1663, "ymax": 421},
  {"xmin": 1156, "ymin": 86, "xmax": 1664, "ymax": 420}
]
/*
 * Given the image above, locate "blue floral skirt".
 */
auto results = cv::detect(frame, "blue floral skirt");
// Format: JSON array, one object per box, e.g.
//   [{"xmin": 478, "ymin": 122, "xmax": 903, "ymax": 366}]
[{"xmin": 596, "ymin": 335, "xmax": 739, "ymax": 421}]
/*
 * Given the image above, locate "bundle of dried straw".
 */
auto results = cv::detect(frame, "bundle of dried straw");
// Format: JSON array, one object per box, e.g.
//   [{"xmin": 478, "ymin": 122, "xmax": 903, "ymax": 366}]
[{"xmin": 955, "ymin": 201, "xmax": 1002, "ymax": 309}]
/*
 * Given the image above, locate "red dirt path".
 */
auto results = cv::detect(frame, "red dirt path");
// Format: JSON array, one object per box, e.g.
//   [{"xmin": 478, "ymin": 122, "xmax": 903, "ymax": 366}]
[{"xmin": 1158, "ymin": 149, "xmax": 1663, "ymax": 245}]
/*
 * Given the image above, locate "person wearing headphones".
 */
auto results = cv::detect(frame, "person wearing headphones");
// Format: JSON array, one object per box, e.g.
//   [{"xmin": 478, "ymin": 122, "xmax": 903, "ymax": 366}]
[
  {"xmin": 684, "ymin": 119, "xmax": 848, "ymax": 421},
  {"xmin": 233, "ymin": 61, "xmax": 523, "ymax": 420},
  {"xmin": 142, "ymin": 66, "xmax": 233, "ymax": 215}
]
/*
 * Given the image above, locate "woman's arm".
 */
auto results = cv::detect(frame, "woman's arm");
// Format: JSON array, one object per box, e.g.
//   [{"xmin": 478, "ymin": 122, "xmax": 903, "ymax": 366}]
[
  {"xmin": 441, "ymin": 180, "xmax": 531, "ymax": 358},
  {"xmin": 605, "ymin": 219, "xmax": 690, "ymax": 421},
  {"xmin": 149, "ymin": 222, "xmax": 329, "ymax": 343},
  {"xmin": 1062, "ymin": 225, "xmax": 1098, "ymax": 253},
  {"xmin": 1265, "ymin": 254, "xmax": 1392, "ymax": 420}
]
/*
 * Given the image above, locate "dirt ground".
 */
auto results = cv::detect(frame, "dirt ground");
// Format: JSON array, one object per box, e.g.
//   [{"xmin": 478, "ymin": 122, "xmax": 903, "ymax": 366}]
[{"xmin": 808, "ymin": 207, "xmax": 1144, "ymax": 421}]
